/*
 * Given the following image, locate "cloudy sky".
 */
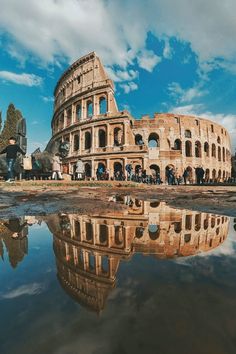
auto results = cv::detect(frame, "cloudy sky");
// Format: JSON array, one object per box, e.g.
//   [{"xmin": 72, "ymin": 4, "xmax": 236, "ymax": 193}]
[{"xmin": 0, "ymin": 0, "xmax": 236, "ymax": 152}]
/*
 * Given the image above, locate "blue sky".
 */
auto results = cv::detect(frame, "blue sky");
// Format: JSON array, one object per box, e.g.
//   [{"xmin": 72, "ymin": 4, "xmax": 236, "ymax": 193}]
[{"xmin": 0, "ymin": 0, "xmax": 236, "ymax": 152}]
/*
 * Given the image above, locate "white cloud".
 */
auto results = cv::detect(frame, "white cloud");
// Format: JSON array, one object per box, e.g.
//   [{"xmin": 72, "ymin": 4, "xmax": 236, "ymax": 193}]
[
  {"xmin": 137, "ymin": 49, "xmax": 162, "ymax": 72},
  {"xmin": 105, "ymin": 67, "xmax": 138, "ymax": 83},
  {"xmin": 172, "ymin": 104, "xmax": 236, "ymax": 150},
  {"xmin": 119, "ymin": 81, "xmax": 138, "ymax": 94},
  {"xmin": 41, "ymin": 96, "xmax": 54, "ymax": 103},
  {"xmin": 163, "ymin": 39, "xmax": 173, "ymax": 59},
  {"xmin": 1, "ymin": 0, "xmax": 235, "ymax": 75},
  {"xmin": 168, "ymin": 82, "xmax": 207, "ymax": 103},
  {"xmin": 1, "ymin": 282, "xmax": 45, "ymax": 299},
  {"xmin": 0, "ymin": 70, "xmax": 42, "ymax": 86}
]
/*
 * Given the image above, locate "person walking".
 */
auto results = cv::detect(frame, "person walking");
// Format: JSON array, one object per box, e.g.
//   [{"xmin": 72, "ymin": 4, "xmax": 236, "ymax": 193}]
[
  {"xmin": 52, "ymin": 154, "xmax": 63, "ymax": 180},
  {"xmin": 0, "ymin": 137, "xmax": 26, "ymax": 182}
]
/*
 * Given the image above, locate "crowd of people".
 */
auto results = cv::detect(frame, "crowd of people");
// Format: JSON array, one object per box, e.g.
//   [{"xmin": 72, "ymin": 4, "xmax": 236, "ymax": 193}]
[{"xmin": 0, "ymin": 137, "xmax": 235, "ymax": 185}]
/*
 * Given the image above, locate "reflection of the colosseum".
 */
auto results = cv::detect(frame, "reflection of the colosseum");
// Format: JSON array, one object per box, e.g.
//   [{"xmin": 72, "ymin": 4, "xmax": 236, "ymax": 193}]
[{"xmin": 48, "ymin": 201, "xmax": 230, "ymax": 312}]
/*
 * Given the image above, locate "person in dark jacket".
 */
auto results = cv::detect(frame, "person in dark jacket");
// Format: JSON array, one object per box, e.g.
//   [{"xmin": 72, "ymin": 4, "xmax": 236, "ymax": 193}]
[{"xmin": 0, "ymin": 137, "xmax": 25, "ymax": 182}]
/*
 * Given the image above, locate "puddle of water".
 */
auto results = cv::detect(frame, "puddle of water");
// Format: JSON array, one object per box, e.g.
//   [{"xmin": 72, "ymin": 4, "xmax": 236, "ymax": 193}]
[{"xmin": 0, "ymin": 200, "xmax": 236, "ymax": 354}]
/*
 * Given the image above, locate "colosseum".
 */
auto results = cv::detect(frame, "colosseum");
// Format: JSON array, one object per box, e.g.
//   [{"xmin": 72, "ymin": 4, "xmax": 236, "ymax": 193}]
[
  {"xmin": 49, "ymin": 51, "xmax": 232, "ymax": 182},
  {"xmin": 47, "ymin": 200, "xmax": 230, "ymax": 312}
]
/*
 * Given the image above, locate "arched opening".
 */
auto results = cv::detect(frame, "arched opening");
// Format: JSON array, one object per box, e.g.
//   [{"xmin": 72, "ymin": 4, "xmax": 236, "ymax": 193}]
[
  {"xmin": 148, "ymin": 133, "xmax": 160, "ymax": 147},
  {"xmin": 195, "ymin": 141, "xmax": 202, "ymax": 157},
  {"xmin": 204, "ymin": 218, "xmax": 209, "ymax": 230},
  {"xmin": 85, "ymin": 163, "xmax": 91, "ymax": 178},
  {"xmin": 165, "ymin": 164, "xmax": 175, "ymax": 184},
  {"xmin": 135, "ymin": 227, "xmax": 145, "ymax": 238},
  {"xmin": 148, "ymin": 224, "xmax": 160, "ymax": 240},
  {"xmin": 88, "ymin": 253, "xmax": 95, "ymax": 271},
  {"xmin": 184, "ymin": 234, "xmax": 191, "ymax": 243},
  {"xmin": 98, "ymin": 129, "xmax": 106, "ymax": 147},
  {"xmin": 114, "ymin": 226, "xmax": 124, "ymax": 245},
  {"xmin": 212, "ymin": 169, "xmax": 216, "ymax": 181},
  {"xmin": 84, "ymin": 131, "xmax": 91, "ymax": 149},
  {"xmin": 223, "ymin": 170, "xmax": 226, "ymax": 181},
  {"xmin": 218, "ymin": 146, "xmax": 221, "ymax": 161},
  {"xmin": 218, "ymin": 170, "xmax": 222, "ymax": 181},
  {"xmin": 96, "ymin": 162, "xmax": 106, "ymax": 180},
  {"xmin": 217, "ymin": 136, "xmax": 221, "ymax": 144},
  {"xmin": 74, "ymin": 220, "xmax": 81, "ymax": 240},
  {"xmin": 150, "ymin": 201, "xmax": 160, "ymax": 208},
  {"xmin": 99, "ymin": 97, "xmax": 107, "ymax": 114},
  {"xmin": 66, "ymin": 108, "xmax": 72, "ymax": 126},
  {"xmin": 135, "ymin": 134, "xmax": 144, "ymax": 145},
  {"xmin": 150, "ymin": 164, "xmax": 160, "ymax": 177},
  {"xmin": 223, "ymin": 147, "xmax": 225, "ymax": 162},
  {"xmin": 174, "ymin": 139, "xmax": 182, "ymax": 151},
  {"xmin": 99, "ymin": 224, "xmax": 108, "ymax": 244},
  {"xmin": 185, "ymin": 215, "xmax": 192, "ymax": 230},
  {"xmin": 135, "ymin": 164, "xmax": 141, "ymax": 174},
  {"xmin": 76, "ymin": 103, "xmax": 81, "ymax": 120},
  {"xmin": 114, "ymin": 127, "xmax": 123, "ymax": 146},
  {"xmin": 185, "ymin": 140, "xmax": 192, "ymax": 157},
  {"xmin": 73, "ymin": 134, "xmax": 79, "ymax": 151},
  {"xmin": 185, "ymin": 130, "xmax": 192, "ymax": 138},
  {"xmin": 101, "ymin": 256, "xmax": 109, "ymax": 274},
  {"xmin": 86, "ymin": 222, "xmax": 93, "ymax": 241},
  {"xmin": 205, "ymin": 169, "xmax": 210, "ymax": 182},
  {"xmin": 173, "ymin": 222, "xmax": 182, "ymax": 233},
  {"xmin": 212, "ymin": 144, "xmax": 216, "ymax": 158},
  {"xmin": 204, "ymin": 142, "xmax": 209, "ymax": 157},
  {"xmin": 87, "ymin": 100, "xmax": 93, "ymax": 118},
  {"xmin": 195, "ymin": 214, "xmax": 201, "ymax": 231},
  {"xmin": 114, "ymin": 162, "xmax": 123, "ymax": 180}
]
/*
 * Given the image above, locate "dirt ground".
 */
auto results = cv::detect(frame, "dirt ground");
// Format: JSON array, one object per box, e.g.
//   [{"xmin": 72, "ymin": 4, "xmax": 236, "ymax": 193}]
[{"xmin": 0, "ymin": 180, "xmax": 236, "ymax": 218}]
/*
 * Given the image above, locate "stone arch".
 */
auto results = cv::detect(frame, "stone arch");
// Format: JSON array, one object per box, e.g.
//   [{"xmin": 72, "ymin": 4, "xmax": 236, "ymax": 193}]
[
  {"xmin": 204, "ymin": 142, "xmax": 209, "ymax": 157},
  {"xmin": 148, "ymin": 133, "xmax": 160, "ymax": 147},
  {"xmin": 66, "ymin": 108, "xmax": 72, "ymax": 126},
  {"xmin": 217, "ymin": 136, "xmax": 221, "ymax": 144},
  {"xmin": 86, "ymin": 222, "xmax": 93, "ymax": 241},
  {"xmin": 195, "ymin": 141, "xmax": 202, "ymax": 157},
  {"xmin": 76, "ymin": 103, "xmax": 82, "ymax": 120},
  {"xmin": 218, "ymin": 146, "xmax": 221, "ymax": 161},
  {"xmin": 113, "ymin": 161, "xmax": 123, "ymax": 178},
  {"xmin": 174, "ymin": 139, "xmax": 182, "ymax": 150},
  {"xmin": 114, "ymin": 127, "xmax": 123, "ymax": 146},
  {"xmin": 114, "ymin": 226, "xmax": 124, "ymax": 245},
  {"xmin": 86, "ymin": 100, "xmax": 93, "ymax": 118},
  {"xmin": 99, "ymin": 224, "xmax": 108, "ymax": 244},
  {"xmin": 84, "ymin": 131, "xmax": 91, "ymax": 149},
  {"xmin": 135, "ymin": 164, "xmax": 142, "ymax": 173},
  {"xmin": 185, "ymin": 140, "xmax": 192, "ymax": 157},
  {"xmin": 218, "ymin": 169, "xmax": 222, "ymax": 181},
  {"xmin": 97, "ymin": 162, "xmax": 106, "ymax": 176},
  {"xmin": 150, "ymin": 164, "xmax": 160, "ymax": 176},
  {"xmin": 205, "ymin": 168, "xmax": 210, "ymax": 182},
  {"xmin": 99, "ymin": 96, "xmax": 107, "ymax": 114},
  {"xmin": 85, "ymin": 163, "xmax": 91, "ymax": 177},
  {"xmin": 173, "ymin": 221, "xmax": 182, "ymax": 233},
  {"xmin": 98, "ymin": 129, "xmax": 106, "ymax": 147},
  {"xmin": 185, "ymin": 215, "xmax": 192, "ymax": 230},
  {"xmin": 135, "ymin": 227, "xmax": 145, "ymax": 238},
  {"xmin": 185, "ymin": 130, "xmax": 192, "ymax": 138},
  {"xmin": 135, "ymin": 134, "xmax": 144, "ymax": 145},
  {"xmin": 148, "ymin": 224, "xmax": 160, "ymax": 240},
  {"xmin": 212, "ymin": 143, "xmax": 216, "ymax": 157},
  {"xmin": 212, "ymin": 169, "xmax": 217, "ymax": 181},
  {"xmin": 73, "ymin": 134, "xmax": 80, "ymax": 151},
  {"xmin": 186, "ymin": 166, "xmax": 194, "ymax": 182},
  {"xmin": 195, "ymin": 214, "xmax": 201, "ymax": 231},
  {"xmin": 223, "ymin": 147, "xmax": 225, "ymax": 162},
  {"xmin": 223, "ymin": 170, "xmax": 226, "ymax": 180},
  {"xmin": 150, "ymin": 201, "xmax": 160, "ymax": 208}
]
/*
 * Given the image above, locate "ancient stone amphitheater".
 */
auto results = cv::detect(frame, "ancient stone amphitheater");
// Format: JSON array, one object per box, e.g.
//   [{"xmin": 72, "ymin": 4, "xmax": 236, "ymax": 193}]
[{"xmin": 49, "ymin": 52, "xmax": 232, "ymax": 182}]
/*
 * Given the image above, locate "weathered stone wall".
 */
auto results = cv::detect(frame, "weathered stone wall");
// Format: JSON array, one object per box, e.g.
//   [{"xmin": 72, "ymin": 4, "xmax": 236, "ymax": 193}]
[{"xmin": 49, "ymin": 52, "xmax": 232, "ymax": 182}]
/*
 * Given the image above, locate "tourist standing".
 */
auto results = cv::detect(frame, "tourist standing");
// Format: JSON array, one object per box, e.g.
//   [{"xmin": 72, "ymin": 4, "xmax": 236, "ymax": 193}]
[
  {"xmin": 52, "ymin": 154, "xmax": 63, "ymax": 180},
  {"xmin": 0, "ymin": 137, "xmax": 26, "ymax": 182}
]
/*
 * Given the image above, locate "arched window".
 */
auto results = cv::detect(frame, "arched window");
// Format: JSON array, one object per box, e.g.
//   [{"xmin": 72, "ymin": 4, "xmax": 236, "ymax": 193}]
[
  {"xmin": 173, "ymin": 222, "xmax": 182, "ymax": 233},
  {"xmin": 101, "ymin": 256, "xmax": 109, "ymax": 274},
  {"xmin": 73, "ymin": 134, "xmax": 79, "ymax": 151},
  {"xmin": 114, "ymin": 226, "xmax": 124, "ymax": 245},
  {"xmin": 218, "ymin": 146, "xmax": 221, "ymax": 161},
  {"xmin": 148, "ymin": 133, "xmax": 160, "ymax": 147},
  {"xmin": 135, "ymin": 227, "xmax": 144, "ymax": 238},
  {"xmin": 212, "ymin": 144, "xmax": 216, "ymax": 158},
  {"xmin": 98, "ymin": 129, "xmax": 106, "ymax": 147},
  {"xmin": 150, "ymin": 164, "xmax": 160, "ymax": 177},
  {"xmin": 85, "ymin": 163, "xmax": 91, "ymax": 177},
  {"xmin": 195, "ymin": 214, "xmax": 201, "ymax": 231},
  {"xmin": 174, "ymin": 139, "xmax": 182, "ymax": 150},
  {"xmin": 114, "ymin": 128, "xmax": 123, "ymax": 146},
  {"xmin": 195, "ymin": 141, "xmax": 201, "ymax": 158},
  {"xmin": 223, "ymin": 147, "xmax": 225, "ymax": 162},
  {"xmin": 84, "ymin": 131, "xmax": 91, "ymax": 149},
  {"xmin": 148, "ymin": 225, "xmax": 160, "ymax": 240},
  {"xmin": 99, "ymin": 225, "xmax": 108, "ymax": 244},
  {"xmin": 185, "ymin": 130, "xmax": 192, "ymax": 138},
  {"xmin": 185, "ymin": 215, "xmax": 192, "ymax": 230},
  {"xmin": 86, "ymin": 222, "xmax": 93, "ymax": 241},
  {"xmin": 212, "ymin": 169, "xmax": 216, "ymax": 181},
  {"xmin": 205, "ymin": 169, "xmax": 210, "ymax": 182},
  {"xmin": 76, "ymin": 103, "xmax": 81, "ymax": 120},
  {"xmin": 135, "ymin": 134, "xmax": 144, "ymax": 145},
  {"xmin": 87, "ymin": 100, "xmax": 93, "ymax": 118},
  {"xmin": 218, "ymin": 170, "xmax": 222, "ymax": 181},
  {"xmin": 66, "ymin": 108, "xmax": 72, "ymax": 126},
  {"xmin": 99, "ymin": 97, "xmax": 107, "ymax": 114},
  {"xmin": 217, "ymin": 136, "xmax": 221, "ymax": 144},
  {"xmin": 114, "ymin": 162, "xmax": 123, "ymax": 174},
  {"xmin": 204, "ymin": 142, "xmax": 209, "ymax": 157},
  {"xmin": 185, "ymin": 140, "xmax": 192, "ymax": 157}
]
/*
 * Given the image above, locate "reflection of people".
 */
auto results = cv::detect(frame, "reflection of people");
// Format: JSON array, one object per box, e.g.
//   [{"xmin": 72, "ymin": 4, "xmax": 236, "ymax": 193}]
[
  {"xmin": 0, "ymin": 136, "xmax": 26, "ymax": 182},
  {"xmin": 3, "ymin": 218, "xmax": 28, "ymax": 239}
]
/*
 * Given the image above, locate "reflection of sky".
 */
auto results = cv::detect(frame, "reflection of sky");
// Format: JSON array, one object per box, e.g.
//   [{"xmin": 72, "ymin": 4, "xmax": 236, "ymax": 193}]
[{"xmin": 1, "ymin": 217, "xmax": 236, "ymax": 354}]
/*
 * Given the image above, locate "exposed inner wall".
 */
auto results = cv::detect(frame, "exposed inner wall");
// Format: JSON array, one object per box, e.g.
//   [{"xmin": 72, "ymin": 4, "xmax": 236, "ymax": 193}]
[{"xmin": 49, "ymin": 52, "xmax": 232, "ymax": 182}]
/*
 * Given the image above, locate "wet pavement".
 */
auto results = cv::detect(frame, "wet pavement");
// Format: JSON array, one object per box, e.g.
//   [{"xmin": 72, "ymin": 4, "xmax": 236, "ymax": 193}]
[{"xmin": 1, "ymin": 199, "xmax": 236, "ymax": 354}]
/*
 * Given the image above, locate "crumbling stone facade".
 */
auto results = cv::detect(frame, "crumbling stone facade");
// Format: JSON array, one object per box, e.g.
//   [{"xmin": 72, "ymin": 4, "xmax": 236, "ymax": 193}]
[{"xmin": 49, "ymin": 52, "xmax": 232, "ymax": 182}]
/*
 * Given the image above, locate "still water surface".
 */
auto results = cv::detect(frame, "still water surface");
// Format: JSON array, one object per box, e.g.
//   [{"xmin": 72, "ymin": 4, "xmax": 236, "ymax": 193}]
[{"xmin": 0, "ymin": 200, "xmax": 236, "ymax": 354}]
